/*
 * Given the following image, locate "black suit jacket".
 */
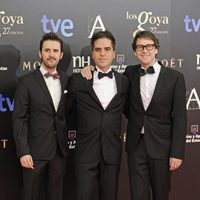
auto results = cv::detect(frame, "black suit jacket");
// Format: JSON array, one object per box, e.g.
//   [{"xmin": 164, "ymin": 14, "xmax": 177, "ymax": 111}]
[
  {"xmin": 124, "ymin": 62, "xmax": 187, "ymax": 159},
  {"xmin": 12, "ymin": 68, "xmax": 70, "ymax": 160},
  {"xmin": 67, "ymin": 71, "xmax": 129, "ymax": 164}
]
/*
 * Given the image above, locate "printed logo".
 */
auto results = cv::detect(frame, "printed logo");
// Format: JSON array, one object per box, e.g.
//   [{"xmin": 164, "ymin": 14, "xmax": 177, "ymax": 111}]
[
  {"xmin": 160, "ymin": 58, "xmax": 184, "ymax": 68},
  {"xmin": 68, "ymin": 130, "xmax": 76, "ymax": 149},
  {"xmin": 41, "ymin": 15, "xmax": 74, "ymax": 37},
  {"xmin": 72, "ymin": 56, "xmax": 91, "ymax": 73},
  {"xmin": 186, "ymin": 125, "xmax": 200, "ymax": 144},
  {"xmin": 112, "ymin": 54, "xmax": 127, "ymax": 73},
  {"xmin": 0, "ymin": 93, "xmax": 14, "ymax": 112},
  {"xmin": 186, "ymin": 88, "xmax": 200, "ymax": 110},
  {"xmin": 196, "ymin": 54, "xmax": 200, "ymax": 70},
  {"xmin": 126, "ymin": 11, "xmax": 169, "ymax": 37},
  {"xmin": 117, "ymin": 54, "xmax": 125, "ymax": 65},
  {"xmin": 191, "ymin": 125, "xmax": 198, "ymax": 135},
  {"xmin": 88, "ymin": 15, "xmax": 106, "ymax": 38},
  {"xmin": 0, "ymin": 66, "xmax": 8, "ymax": 71},
  {"xmin": 22, "ymin": 60, "xmax": 41, "ymax": 71},
  {"xmin": 184, "ymin": 15, "xmax": 200, "ymax": 32},
  {"xmin": 0, "ymin": 138, "xmax": 8, "ymax": 149},
  {"xmin": 0, "ymin": 10, "xmax": 24, "ymax": 38}
]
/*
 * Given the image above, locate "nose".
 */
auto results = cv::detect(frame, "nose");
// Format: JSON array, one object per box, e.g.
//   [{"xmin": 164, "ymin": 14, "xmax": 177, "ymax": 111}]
[
  {"xmin": 49, "ymin": 51, "xmax": 54, "ymax": 57},
  {"xmin": 100, "ymin": 49, "xmax": 106, "ymax": 56}
]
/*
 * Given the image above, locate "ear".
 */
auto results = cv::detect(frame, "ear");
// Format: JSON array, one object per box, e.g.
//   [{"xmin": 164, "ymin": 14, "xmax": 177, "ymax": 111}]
[
  {"xmin": 155, "ymin": 48, "xmax": 158, "ymax": 55},
  {"xmin": 39, "ymin": 51, "xmax": 42, "ymax": 59},
  {"xmin": 60, "ymin": 52, "xmax": 63, "ymax": 59},
  {"xmin": 113, "ymin": 50, "xmax": 116, "ymax": 59}
]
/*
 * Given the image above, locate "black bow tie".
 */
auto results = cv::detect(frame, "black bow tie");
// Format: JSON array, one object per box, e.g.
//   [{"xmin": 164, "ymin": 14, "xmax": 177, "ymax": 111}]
[
  {"xmin": 98, "ymin": 71, "xmax": 113, "ymax": 79},
  {"xmin": 44, "ymin": 72, "xmax": 60, "ymax": 80},
  {"xmin": 139, "ymin": 66, "xmax": 155, "ymax": 77}
]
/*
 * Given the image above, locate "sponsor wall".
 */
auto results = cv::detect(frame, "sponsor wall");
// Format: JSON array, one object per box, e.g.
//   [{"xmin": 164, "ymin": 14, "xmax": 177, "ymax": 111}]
[{"xmin": 1, "ymin": 0, "xmax": 200, "ymax": 199}]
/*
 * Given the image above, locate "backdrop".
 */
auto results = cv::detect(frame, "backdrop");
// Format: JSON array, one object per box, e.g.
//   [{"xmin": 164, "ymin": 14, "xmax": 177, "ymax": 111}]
[{"xmin": 1, "ymin": 0, "xmax": 200, "ymax": 199}]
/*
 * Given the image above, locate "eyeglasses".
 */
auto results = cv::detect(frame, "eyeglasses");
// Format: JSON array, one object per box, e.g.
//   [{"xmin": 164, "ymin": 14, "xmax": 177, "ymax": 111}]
[{"xmin": 136, "ymin": 44, "xmax": 155, "ymax": 51}]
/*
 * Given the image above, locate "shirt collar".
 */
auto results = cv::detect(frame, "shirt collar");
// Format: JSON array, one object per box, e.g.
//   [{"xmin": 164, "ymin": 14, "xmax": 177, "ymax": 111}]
[
  {"xmin": 95, "ymin": 66, "xmax": 112, "ymax": 73},
  {"xmin": 152, "ymin": 61, "xmax": 161, "ymax": 74},
  {"xmin": 40, "ymin": 65, "xmax": 57, "ymax": 75},
  {"xmin": 141, "ymin": 60, "xmax": 160, "ymax": 74}
]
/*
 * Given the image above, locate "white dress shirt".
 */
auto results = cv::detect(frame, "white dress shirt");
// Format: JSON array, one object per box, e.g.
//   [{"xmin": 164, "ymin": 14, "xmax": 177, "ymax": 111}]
[
  {"xmin": 140, "ymin": 61, "xmax": 161, "ymax": 133},
  {"xmin": 40, "ymin": 65, "xmax": 61, "ymax": 111},
  {"xmin": 93, "ymin": 66, "xmax": 117, "ymax": 110}
]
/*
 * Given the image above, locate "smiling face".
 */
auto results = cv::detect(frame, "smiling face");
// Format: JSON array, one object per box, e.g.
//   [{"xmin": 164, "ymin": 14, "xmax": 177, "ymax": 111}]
[
  {"xmin": 39, "ymin": 40, "xmax": 63, "ymax": 72},
  {"xmin": 92, "ymin": 38, "xmax": 115, "ymax": 72},
  {"xmin": 134, "ymin": 37, "xmax": 158, "ymax": 69}
]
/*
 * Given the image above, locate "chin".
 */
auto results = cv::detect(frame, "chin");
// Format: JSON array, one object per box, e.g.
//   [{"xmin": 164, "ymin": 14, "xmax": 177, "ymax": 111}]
[{"xmin": 47, "ymin": 65, "xmax": 57, "ymax": 69}]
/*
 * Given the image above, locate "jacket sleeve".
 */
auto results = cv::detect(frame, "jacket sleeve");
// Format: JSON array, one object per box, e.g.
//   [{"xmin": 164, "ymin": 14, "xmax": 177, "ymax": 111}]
[
  {"xmin": 170, "ymin": 73, "xmax": 187, "ymax": 159},
  {"xmin": 12, "ymin": 77, "xmax": 30, "ymax": 158}
]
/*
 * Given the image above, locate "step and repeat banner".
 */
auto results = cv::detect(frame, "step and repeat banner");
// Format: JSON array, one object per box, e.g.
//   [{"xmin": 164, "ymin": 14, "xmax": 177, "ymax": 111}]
[{"xmin": 1, "ymin": 0, "xmax": 200, "ymax": 199}]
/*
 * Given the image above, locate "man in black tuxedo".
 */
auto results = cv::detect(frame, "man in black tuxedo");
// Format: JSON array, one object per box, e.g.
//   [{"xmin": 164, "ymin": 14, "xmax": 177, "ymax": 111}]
[
  {"xmin": 124, "ymin": 31, "xmax": 187, "ymax": 200},
  {"xmin": 68, "ymin": 30, "xmax": 129, "ymax": 200},
  {"xmin": 81, "ymin": 30, "xmax": 187, "ymax": 200},
  {"xmin": 12, "ymin": 32, "xmax": 70, "ymax": 200}
]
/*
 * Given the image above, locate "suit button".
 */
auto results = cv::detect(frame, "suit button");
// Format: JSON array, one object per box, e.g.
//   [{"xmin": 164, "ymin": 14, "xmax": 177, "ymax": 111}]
[{"xmin": 54, "ymin": 131, "xmax": 57, "ymax": 134}]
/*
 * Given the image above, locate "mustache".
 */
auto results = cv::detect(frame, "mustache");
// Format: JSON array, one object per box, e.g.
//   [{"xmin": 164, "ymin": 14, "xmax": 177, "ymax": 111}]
[
  {"xmin": 40, "ymin": 57, "xmax": 56, "ymax": 62},
  {"xmin": 47, "ymin": 56, "xmax": 56, "ymax": 60}
]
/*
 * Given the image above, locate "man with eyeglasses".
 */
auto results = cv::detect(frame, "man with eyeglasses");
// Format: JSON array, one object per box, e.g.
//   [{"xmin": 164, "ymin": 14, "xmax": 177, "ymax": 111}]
[
  {"xmin": 124, "ymin": 30, "xmax": 187, "ymax": 200},
  {"xmin": 81, "ymin": 30, "xmax": 187, "ymax": 200}
]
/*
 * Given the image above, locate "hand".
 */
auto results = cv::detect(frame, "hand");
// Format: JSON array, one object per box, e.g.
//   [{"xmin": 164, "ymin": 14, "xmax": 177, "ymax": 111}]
[
  {"xmin": 81, "ymin": 65, "xmax": 95, "ymax": 80},
  {"xmin": 169, "ymin": 157, "xmax": 182, "ymax": 171},
  {"xmin": 20, "ymin": 155, "xmax": 34, "ymax": 169}
]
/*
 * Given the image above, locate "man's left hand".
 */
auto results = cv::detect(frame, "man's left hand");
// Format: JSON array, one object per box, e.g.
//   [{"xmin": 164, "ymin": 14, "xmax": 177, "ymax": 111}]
[{"xmin": 169, "ymin": 157, "xmax": 183, "ymax": 171}]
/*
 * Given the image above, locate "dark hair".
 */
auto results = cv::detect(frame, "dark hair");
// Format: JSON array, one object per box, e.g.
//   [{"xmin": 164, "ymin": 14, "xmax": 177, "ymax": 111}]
[
  {"xmin": 91, "ymin": 30, "xmax": 116, "ymax": 50},
  {"xmin": 39, "ymin": 32, "xmax": 63, "ymax": 52},
  {"xmin": 131, "ymin": 30, "xmax": 160, "ymax": 52}
]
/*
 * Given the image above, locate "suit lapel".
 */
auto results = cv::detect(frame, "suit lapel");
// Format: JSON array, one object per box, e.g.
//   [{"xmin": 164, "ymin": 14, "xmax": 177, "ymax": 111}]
[
  {"xmin": 106, "ymin": 70, "xmax": 121, "ymax": 110},
  {"xmin": 56, "ymin": 71, "xmax": 66, "ymax": 112},
  {"xmin": 34, "ymin": 68, "xmax": 55, "ymax": 110},
  {"xmin": 87, "ymin": 77, "xmax": 104, "ymax": 108},
  {"xmin": 86, "ymin": 70, "xmax": 122, "ymax": 110},
  {"xmin": 114, "ymin": 70, "xmax": 122, "ymax": 94},
  {"xmin": 135, "ymin": 65, "xmax": 145, "ymax": 111},
  {"xmin": 146, "ymin": 65, "xmax": 167, "ymax": 112}
]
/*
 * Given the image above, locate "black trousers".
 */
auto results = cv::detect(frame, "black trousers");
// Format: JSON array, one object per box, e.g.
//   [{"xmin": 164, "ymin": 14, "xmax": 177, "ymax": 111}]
[
  {"xmin": 22, "ymin": 148, "xmax": 65, "ymax": 200},
  {"xmin": 74, "ymin": 158, "xmax": 120, "ymax": 200},
  {"xmin": 128, "ymin": 136, "xmax": 171, "ymax": 200}
]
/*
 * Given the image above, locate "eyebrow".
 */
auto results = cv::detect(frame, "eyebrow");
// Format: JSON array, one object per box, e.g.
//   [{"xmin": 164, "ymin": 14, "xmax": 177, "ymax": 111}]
[
  {"xmin": 94, "ymin": 47, "xmax": 112, "ymax": 50},
  {"xmin": 44, "ymin": 48, "xmax": 60, "ymax": 51}
]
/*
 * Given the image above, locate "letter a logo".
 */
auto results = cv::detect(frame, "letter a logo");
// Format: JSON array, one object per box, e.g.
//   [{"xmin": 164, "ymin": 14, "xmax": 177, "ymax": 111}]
[{"xmin": 88, "ymin": 15, "xmax": 106, "ymax": 38}]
